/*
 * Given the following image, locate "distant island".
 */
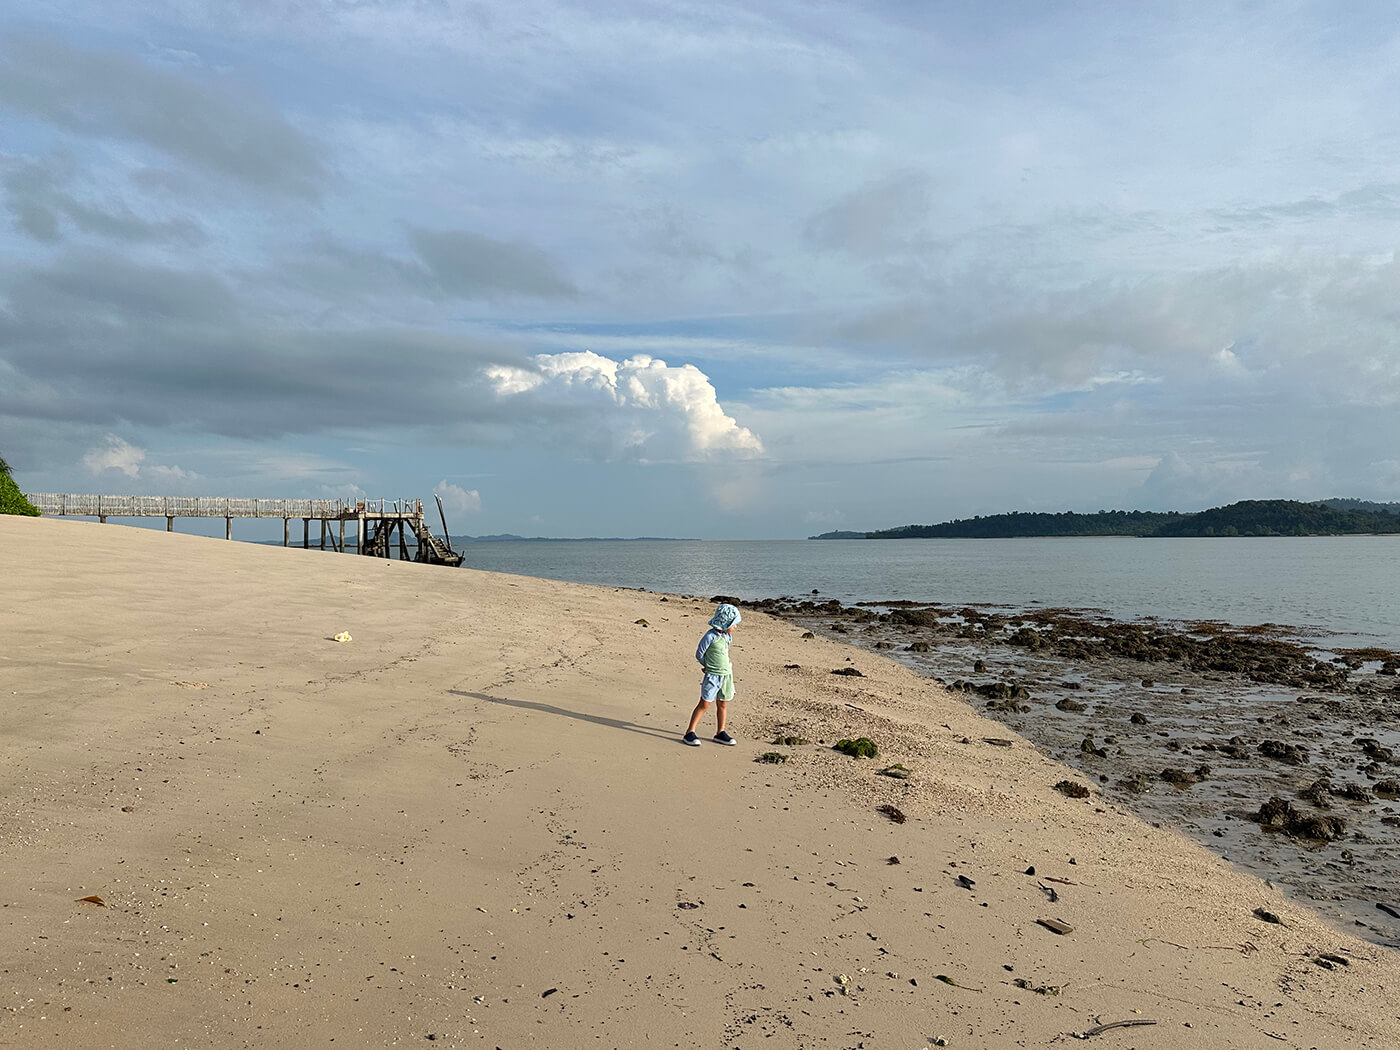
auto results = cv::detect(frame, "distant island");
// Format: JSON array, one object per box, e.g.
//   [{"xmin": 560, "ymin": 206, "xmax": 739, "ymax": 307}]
[{"xmin": 811, "ymin": 499, "xmax": 1400, "ymax": 539}]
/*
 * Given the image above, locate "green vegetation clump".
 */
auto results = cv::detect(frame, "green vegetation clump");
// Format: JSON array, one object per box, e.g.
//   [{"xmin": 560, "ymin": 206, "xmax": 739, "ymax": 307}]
[
  {"xmin": 755, "ymin": 752, "xmax": 789, "ymax": 765},
  {"xmin": 833, "ymin": 737, "xmax": 879, "ymax": 759},
  {"xmin": 0, "ymin": 455, "xmax": 39, "ymax": 517}
]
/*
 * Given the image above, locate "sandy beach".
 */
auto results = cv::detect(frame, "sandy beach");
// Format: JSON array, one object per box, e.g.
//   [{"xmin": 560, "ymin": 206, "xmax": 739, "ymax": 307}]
[{"xmin": 3, "ymin": 515, "xmax": 1398, "ymax": 1049}]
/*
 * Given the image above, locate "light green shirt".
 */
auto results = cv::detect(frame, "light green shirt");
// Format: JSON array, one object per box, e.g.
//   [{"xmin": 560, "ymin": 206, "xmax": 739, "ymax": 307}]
[{"xmin": 697, "ymin": 628, "xmax": 732, "ymax": 675}]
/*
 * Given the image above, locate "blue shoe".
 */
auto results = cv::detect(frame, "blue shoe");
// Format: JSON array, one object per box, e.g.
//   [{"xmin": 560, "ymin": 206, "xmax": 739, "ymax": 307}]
[
  {"xmin": 713, "ymin": 731, "xmax": 737, "ymax": 746},
  {"xmin": 682, "ymin": 731, "xmax": 701, "ymax": 747}
]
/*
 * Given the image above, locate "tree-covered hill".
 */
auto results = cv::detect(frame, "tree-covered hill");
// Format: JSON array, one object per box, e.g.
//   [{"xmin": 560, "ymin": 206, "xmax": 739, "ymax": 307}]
[
  {"xmin": 813, "ymin": 499, "xmax": 1400, "ymax": 539},
  {"xmin": 1321, "ymin": 498, "xmax": 1400, "ymax": 516},
  {"xmin": 864, "ymin": 509, "xmax": 1184, "ymax": 539},
  {"xmin": 1152, "ymin": 499, "xmax": 1400, "ymax": 537}
]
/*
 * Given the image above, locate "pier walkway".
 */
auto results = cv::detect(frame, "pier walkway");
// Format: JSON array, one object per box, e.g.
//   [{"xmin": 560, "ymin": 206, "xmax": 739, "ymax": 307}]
[{"xmin": 26, "ymin": 494, "xmax": 463, "ymax": 566}]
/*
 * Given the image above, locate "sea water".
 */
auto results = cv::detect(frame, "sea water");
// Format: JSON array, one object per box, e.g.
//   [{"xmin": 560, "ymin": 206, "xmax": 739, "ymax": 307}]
[{"xmin": 454, "ymin": 536, "xmax": 1400, "ymax": 651}]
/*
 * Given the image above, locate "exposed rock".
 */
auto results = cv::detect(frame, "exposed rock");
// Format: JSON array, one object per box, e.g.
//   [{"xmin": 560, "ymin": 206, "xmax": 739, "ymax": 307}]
[
  {"xmin": 1130, "ymin": 712, "xmax": 1150, "ymax": 725},
  {"xmin": 833, "ymin": 737, "xmax": 878, "ymax": 759},
  {"xmin": 1006, "ymin": 627, "xmax": 1046, "ymax": 649},
  {"xmin": 1055, "ymin": 780, "xmax": 1091, "ymax": 798},
  {"xmin": 1336, "ymin": 782, "xmax": 1375, "ymax": 804},
  {"xmin": 1055, "ymin": 698, "xmax": 1086, "ymax": 713},
  {"xmin": 986, "ymin": 698, "xmax": 1030, "ymax": 713},
  {"xmin": 888, "ymin": 608, "xmax": 944, "ymax": 629},
  {"xmin": 1259, "ymin": 739, "xmax": 1310, "ymax": 766},
  {"xmin": 964, "ymin": 680, "xmax": 1030, "ymax": 701},
  {"xmin": 1161, "ymin": 767, "xmax": 1208, "ymax": 786},
  {"xmin": 1251, "ymin": 795, "xmax": 1348, "ymax": 841},
  {"xmin": 1298, "ymin": 778, "xmax": 1334, "ymax": 808},
  {"xmin": 1357, "ymin": 738, "xmax": 1398, "ymax": 764},
  {"xmin": 905, "ymin": 642, "xmax": 931, "ymax": 653}
]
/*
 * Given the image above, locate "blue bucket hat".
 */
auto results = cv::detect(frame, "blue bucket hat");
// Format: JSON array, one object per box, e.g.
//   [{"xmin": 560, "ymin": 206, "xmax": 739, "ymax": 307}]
[{"xmin": 709, "ymin": 603, "xmax": 742, "ymax": 630}]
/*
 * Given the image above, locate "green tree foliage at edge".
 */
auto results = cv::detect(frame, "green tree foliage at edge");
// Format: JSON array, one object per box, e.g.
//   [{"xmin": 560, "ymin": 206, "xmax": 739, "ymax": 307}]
[{"xmin": 0, "ymin": 454, "xmax": 41, "ymax": 516}]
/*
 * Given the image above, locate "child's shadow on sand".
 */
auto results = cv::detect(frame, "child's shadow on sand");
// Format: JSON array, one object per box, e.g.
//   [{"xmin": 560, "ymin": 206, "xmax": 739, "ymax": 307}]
[{"xmin": 450, "ymin": 690, "xmax": 679, "ymax": 742}]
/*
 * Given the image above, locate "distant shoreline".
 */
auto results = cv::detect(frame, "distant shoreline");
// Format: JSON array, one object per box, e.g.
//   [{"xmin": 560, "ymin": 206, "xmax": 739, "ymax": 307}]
[{"xmin": 813, "ymin": 497, "xmax": 1400, "ymax": 539}]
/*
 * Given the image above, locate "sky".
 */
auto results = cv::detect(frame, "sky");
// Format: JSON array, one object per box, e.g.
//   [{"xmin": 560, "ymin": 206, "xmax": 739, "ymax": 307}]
[{"xmin": 3, "ymin": 1, "xmax": 1400, "ymax": 539}]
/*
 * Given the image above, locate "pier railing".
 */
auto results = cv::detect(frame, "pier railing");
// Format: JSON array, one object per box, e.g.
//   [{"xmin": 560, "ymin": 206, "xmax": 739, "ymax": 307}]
[
  {"xmin": 21, "ymin": 494, "xmax": 459, "ymax": 565},
  {"xmin": 28, "ymin": 494, "xmax": 352, "ymax": 518}
]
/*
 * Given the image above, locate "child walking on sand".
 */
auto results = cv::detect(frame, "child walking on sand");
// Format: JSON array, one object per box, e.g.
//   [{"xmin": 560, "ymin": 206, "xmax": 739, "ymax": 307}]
[{"xmin": 683, "ymin": 603, "xmax": 741, "ymax": 746}]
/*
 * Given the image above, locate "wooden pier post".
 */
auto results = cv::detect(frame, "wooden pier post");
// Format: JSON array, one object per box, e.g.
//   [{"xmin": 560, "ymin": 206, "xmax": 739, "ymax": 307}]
[
  {"xmin": 284, "ymin": 518, "xmax": 290, "ymax": 547},
  {"xmin": 339, "ymin": 519, "xmax": 345, "ymax": 553},
  {"xmin": 167, "ymin": 516, "xmax": 174, "ymax": 532},
  {"xmin": 319, "ymin": 519, "xmax": 327, "ymax": 550},
  {"xmin": 225, "ymin": 516, "xmax": 232, "ymax": 540},
  {"xmin": 357, "ymin": 512, "xmax": 365, "ymax": 554},
  {"xmin": 99, "ymin": 515, "xmax": 106, "ymax": 524},
  {"xmin": 303, "ymin": 518, "xmax": 310, "ymax": 549}
]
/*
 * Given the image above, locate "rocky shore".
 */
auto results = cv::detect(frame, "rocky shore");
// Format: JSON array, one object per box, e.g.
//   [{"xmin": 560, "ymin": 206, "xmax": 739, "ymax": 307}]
[{"xmin": 724, "ymin": 593, "xmax": 1400, "ymax": 948}]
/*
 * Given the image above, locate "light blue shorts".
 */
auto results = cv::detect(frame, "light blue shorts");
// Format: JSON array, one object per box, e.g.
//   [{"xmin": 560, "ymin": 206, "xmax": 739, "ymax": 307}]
[{"xmin": 700, "ymin": 672, "xmax": 735, "ymax": 702}]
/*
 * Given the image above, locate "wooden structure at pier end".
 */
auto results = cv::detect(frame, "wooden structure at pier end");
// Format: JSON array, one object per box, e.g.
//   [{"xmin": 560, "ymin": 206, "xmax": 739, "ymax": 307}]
[{"xmin": 26, "ymin": 495, "xmax": 464, "ymax": 567}]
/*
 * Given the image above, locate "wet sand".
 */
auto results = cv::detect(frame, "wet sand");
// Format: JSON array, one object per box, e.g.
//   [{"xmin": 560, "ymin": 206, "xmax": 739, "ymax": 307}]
[{"xmin": 4, "ymin": 514, "xmax": 1400, "ymax": 1049}]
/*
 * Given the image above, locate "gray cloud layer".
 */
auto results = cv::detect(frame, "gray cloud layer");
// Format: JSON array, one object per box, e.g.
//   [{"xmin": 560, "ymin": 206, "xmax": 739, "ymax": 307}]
[
  {"xmin": 0, "ymin": 34, "xmax": 325, "ymax": 198},
  {"xmin": 409, "ymin": 228, "xmax": 578, "ymax": 299},
  {"xmin": 2, "ymin": 152, "xmax": 205, "ymax": 244},
  {"xmin": 0, "ymin": 252, "xmax": 522, "ymax": 442}
]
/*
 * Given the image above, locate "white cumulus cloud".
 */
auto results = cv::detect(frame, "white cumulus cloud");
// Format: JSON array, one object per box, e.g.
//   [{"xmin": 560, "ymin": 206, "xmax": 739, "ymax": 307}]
[
  {"xmin": 435, "ymin": 480, "xmax": 482, "ymax": 515},
  {"xmin": 487, "ymin": 351, "xmax": 763, "ymax": 462},
  {"xmin": 83, "ymin": 434, "xmax": 145, "ymax": 477},
  {"xmin": 81, "ymin": 434, "xmax": 199, "ymax": 486}
]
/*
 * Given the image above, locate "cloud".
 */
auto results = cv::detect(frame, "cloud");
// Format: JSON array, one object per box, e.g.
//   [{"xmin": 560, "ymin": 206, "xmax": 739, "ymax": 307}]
[
  {"xmin": 0, "ymin": 251, "xmax": 529, "ymax": 439},
  {"xmin": 435, "ymin": 480, "xmax": 482, "ymax": 515},
  {"xmin": 81, "ymin": 434, "xmax": 199, "ymax": 485},
  {"xmin": 410, "ymin": 228, "xmax": 577, "ymax": 300},
  {"xmin": 1137, "ymin": 450, "xmax": 1276, "ymax": 510},
  {"xmin": 804, "ymin": 170, "xmax": 934, "ymax": 257},
  {"xmin": 82, "ymin": 434, "xmax": 144, "ymax": 477},
  {"xmin": 487, "ymin": 351, "xmax": 763, "ymax": 462},
  {"xmin": 0, "ymin": 34, "xmax": 324, "ymax": 198},
  {"xmin": 2, "ymin": 152, "xmax": 204, "ymax": 244}
]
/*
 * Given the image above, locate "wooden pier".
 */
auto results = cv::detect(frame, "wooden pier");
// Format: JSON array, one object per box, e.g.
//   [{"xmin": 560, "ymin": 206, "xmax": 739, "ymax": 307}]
[{"xmin": 25, "ymin": 494, "xmax": 464, "ymax": 566}]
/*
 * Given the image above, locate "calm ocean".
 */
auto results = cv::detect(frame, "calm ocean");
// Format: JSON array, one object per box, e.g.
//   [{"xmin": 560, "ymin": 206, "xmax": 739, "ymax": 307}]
[{"xmin": 452, "ymin": 536, "xmax": 1400, "ymax": 651}]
